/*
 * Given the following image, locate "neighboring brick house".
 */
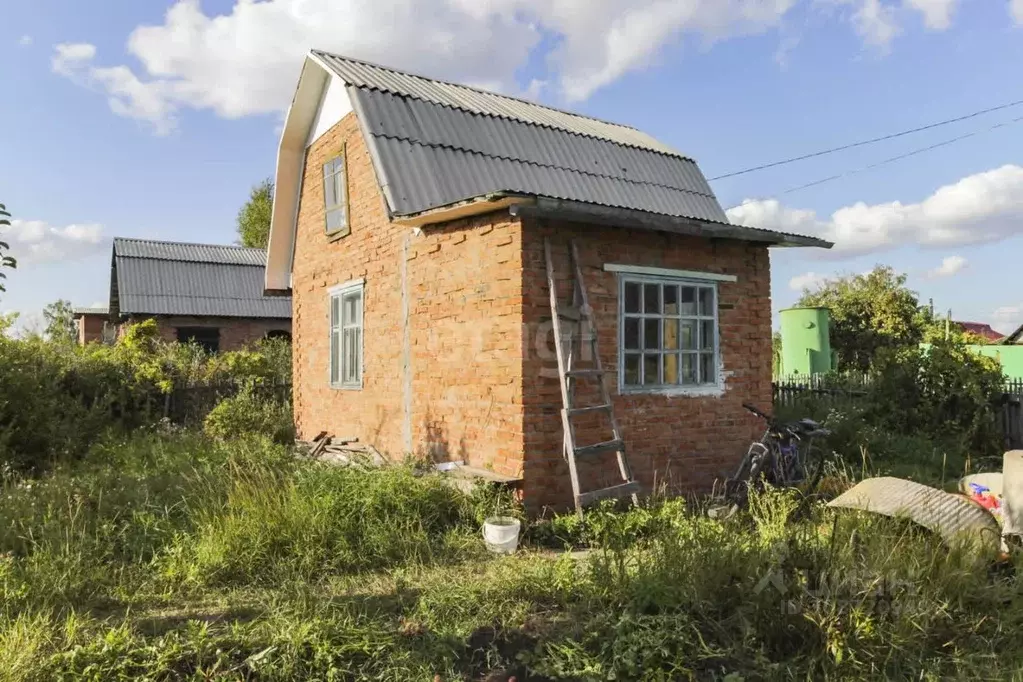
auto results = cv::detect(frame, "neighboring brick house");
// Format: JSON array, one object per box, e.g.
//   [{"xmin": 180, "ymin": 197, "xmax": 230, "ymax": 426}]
[
  {"xmin": 72, "ymin": 306, "xmax": 113, "ymax": 345},
  {"xmin": 110, "ymin": 238, "xmax": 291, "ymax": 352},
  {"xmin": 264, "ymin": 50, "xmax": 830, "ymax": 509}
]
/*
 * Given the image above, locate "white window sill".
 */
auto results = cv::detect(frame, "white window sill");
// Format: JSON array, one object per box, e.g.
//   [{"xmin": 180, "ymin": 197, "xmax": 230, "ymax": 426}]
[
  {"xmin": 620, "ymin": 384, "xmax": 725, "ymax": 397},
  {"xmin": 330, "ymin": 383, "xmax": 363, "ymax": 391}
]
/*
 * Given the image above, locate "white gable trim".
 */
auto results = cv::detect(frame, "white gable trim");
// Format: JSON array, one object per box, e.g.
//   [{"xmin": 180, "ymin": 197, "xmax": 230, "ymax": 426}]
[{"xmin": 265, "ymin": 55, "xmax": 346, "ymax": 293}]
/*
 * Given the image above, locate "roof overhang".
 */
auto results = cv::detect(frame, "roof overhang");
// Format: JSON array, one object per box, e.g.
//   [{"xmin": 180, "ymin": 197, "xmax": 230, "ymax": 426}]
[
  {"xmin": 509, "ymin": 197, "xmax": 832, "ymax": 248},
  {"xmin": 265, "ymin": 54, "xmax": 333, "ymax": 295},
  {"xmin": 392, "ymin": 193, "xmax": 533, "ymax": 227}
]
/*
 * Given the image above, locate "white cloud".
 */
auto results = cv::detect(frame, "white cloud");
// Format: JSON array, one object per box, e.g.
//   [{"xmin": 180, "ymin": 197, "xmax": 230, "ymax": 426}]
[
  {"xmin": 851, "ymin": 0, "xmax": 902, "ymax": 49},
  {"xmin": 994, "ymin": 305, "xmax": 1023, "ymax": 333},
  {"xmin": 927, "ymin": 255, "xmax": 967, "ymax": 278},
  {"xmin": 788, "ymin": 271, "xmax": 827, "ymax": 291},
  {"xmin": 18, "ymin": 35, "xmax": 33, "ymax": 47},
  {"xmin": 52, "ymin": 42, "xmax": 96, "ymax": 77},
  {"xmin": 727, "ymin": 165, "xmax": 1023, "ymax": 258},
  {"xmin": 2, "ymin": 219, "xmax": 106, "ymax": 265},
  {"xmin": 904, "ymin": 0, "xmax": 957, "ymax": 29},
  {"xmin": 1013, "ymin": 0, "xmax": 1023, "ymax": 23},
  {"xmin": 51, "ymin": 0, "xmax": 1017, "ymax": 133},
  {"xmin": 44, "ymin": 0, "xmax": 911, "ymax": 133}
]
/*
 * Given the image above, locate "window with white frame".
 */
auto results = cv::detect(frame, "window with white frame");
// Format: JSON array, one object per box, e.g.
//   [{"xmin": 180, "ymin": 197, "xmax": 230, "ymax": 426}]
[
  {"xmin": 329, "ymin": 281, "xmax": 363, "ymax": 388},
  {"xmin": 619, "ymin": 276, "xmax": 719, "ymax": 390},
  {"xmin": 322, "ymin": 150, "xmax": 349, "ymax": 237}
]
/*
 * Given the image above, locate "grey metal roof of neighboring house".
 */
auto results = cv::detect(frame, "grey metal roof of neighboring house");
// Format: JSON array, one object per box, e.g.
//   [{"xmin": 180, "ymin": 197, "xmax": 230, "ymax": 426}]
[
  {"xmin": 314, "ymin": 50, "xmax": 732, "ymax": 226},
  {"xmin": 113, "ymin": 237, "xmax": 268, "ymax": 266},
  {"xmin": 112, "ymin": 238, "xmax": 291, "ymax": 319},
  {"xmin": 73, "ymin": 307, "xmax": 108, "ymax": 316}
]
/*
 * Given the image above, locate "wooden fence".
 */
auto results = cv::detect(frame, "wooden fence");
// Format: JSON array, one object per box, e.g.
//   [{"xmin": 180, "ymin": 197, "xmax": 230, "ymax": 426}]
[
  {"xmin": 164, "ymin": 382, "xmax": 292, "ymax": 426},
  {"xmin": 772, "ymin": 374, "xmax": 869, "ymax": 410}
]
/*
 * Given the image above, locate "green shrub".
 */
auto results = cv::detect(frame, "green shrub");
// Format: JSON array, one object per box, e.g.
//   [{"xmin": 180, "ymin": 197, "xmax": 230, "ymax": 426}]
[
  {"xmin": 0, "ymin": 320, "xmax": 293, "ymax": 473},
  {"xmin": 868, "ymin": 339, "xmax": 1003, "ymax": 458},
  {"xmin": 203, "ymin": 384, "xmax": 295, "ymax": 444}
]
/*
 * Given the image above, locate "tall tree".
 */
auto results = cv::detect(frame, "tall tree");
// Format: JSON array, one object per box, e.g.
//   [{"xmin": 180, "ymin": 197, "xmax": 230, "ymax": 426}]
[
  {"xmin": 0, "ymin": 202, "xmax": 16, "ymax": 294},
  {"xmin": 236, "ymin": 178, "xmax": 274, "ymax": 249},
  {"xmin": 797, "ymin": 266, "xmax": 925, "ymax": 373},
  {"xmin": 42, "ymin": 299, "xmax": 77, "ymax": 345}
]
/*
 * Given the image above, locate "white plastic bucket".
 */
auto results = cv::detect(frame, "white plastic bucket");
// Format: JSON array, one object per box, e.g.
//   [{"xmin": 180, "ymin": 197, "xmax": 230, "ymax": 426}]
[{"xmin": 482, "ymin": 516, "xmax": 521, "ymax": 554}]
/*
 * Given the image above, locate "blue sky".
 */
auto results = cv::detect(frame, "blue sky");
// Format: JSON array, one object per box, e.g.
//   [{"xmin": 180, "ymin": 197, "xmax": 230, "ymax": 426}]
[{"xmin": 2, "ymin": 0, "xmax": 1022, "ymax": 333}]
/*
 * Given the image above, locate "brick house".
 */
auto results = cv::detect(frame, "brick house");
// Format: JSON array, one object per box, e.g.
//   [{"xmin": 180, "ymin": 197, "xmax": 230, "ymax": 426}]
[
  {"xmin": 264, "ymin": 50, "xmax": 830, "ymax": 509},
  {"xmin": 110, "ymin": 238, "xmax": 291, "ymax": 352},
  {"xmin": 72, "ymin": 306, "xmax": 114, "ymax": 345}
]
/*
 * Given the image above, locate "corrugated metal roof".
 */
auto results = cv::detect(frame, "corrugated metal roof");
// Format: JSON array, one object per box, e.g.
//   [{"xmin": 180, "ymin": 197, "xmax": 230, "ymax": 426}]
[
  {"xmin": 113, "ymin": 237, "xmax": 268, "ymax": 266},
  {"xmin": 306, "ymin": 50, "xmax": 826, "ymax": 247},
  {"xmin": 344, "ymin": 80, "xmax": 727, "ymax": 224},
  {"xmin": 314, "ymin": 50, "xmax": 681, "ymax": 157},
  {"xmin": 371, "ymin": 135, "xmax": 728, "ymax": 222},
  {"xmin": 113, "ymin": 239, "xmax": 290, "ymax": 319}
]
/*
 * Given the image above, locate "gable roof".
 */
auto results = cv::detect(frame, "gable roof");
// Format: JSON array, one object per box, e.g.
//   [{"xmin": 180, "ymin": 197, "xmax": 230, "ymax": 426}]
[
  {"xmin": 111, "ymin": 238, "xmax": 291, "ymax": 320},
  {"xmin": 265, "ymin": 51, "xmax": 830, "ymax": 291},
  {"xmin": 321, "ymin": 50, "xmax": 728, "ymax": 224}
]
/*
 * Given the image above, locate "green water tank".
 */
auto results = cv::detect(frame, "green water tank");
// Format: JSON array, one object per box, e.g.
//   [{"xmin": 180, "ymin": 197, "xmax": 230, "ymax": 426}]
[{"xmin": 779, "ymin": 307, "xmax": 833, "ymax": 376}]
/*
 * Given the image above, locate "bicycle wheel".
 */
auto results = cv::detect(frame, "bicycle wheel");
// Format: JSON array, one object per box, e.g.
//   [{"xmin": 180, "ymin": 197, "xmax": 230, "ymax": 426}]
[{"xmin": 797, "ymin": 439, "xmax": 826, "ymax": 492}]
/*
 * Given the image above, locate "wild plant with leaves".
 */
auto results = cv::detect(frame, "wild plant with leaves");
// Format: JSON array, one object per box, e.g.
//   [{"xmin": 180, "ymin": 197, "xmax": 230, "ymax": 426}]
[{"xmin": 0, "ymin": 202, "xmax": 17, "ymax": 294}]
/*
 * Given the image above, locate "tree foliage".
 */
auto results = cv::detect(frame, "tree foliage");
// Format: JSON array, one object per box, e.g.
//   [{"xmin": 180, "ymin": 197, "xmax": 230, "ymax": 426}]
[
  {"xmin": 0, "ymin": 202, "xmax": 17, "ymax": 294},
  {"xmin": 236, "ymin": 178, "xmax": 274, "ymax": 249},
  {"xmin": 867, "ymin": 338, "xmax": 1004, "ymax": 456},
  {"xmin": 42, "ymin": 299, "xmax": 77, "ymax": 345},
  {"xmin": 0, "ymin": 320, "xmax": 292, "ymax": 472},
  {"xmin": 797, "ymin": 266, "xmax": 926, "ymax": 372}
]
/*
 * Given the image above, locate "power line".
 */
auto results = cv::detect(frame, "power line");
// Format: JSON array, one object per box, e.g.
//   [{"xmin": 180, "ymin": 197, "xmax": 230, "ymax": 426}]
[
  {"xmin": 709, "ymin": 97, "xmax": 1023, "ymax": 181},
  {"xmin": 724, "ymin": 113, "xmax": 1023, "ymax": 211}
]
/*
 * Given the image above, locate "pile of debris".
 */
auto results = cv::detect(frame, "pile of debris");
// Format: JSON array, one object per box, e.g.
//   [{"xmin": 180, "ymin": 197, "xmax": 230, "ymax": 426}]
[{"xmin": 296, "ymin": 432, "xmax": 385, "ymax": 468}]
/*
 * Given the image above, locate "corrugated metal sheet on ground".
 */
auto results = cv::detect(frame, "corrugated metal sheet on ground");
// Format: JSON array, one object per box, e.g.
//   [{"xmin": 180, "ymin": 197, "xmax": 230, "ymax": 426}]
[
  {"xmin": 315, "ymin": 50, "xmax": 680, "ymax": 157},
  {"xmin": 828, "ymin": 477, "xmax": 1001, "ymax": 550},
  {"xmin": 113, "ymin": 238, "xmax": 267, "ymax": 266},
  {"xmin": 116, "ymin": 259, "xmax": 290, "ymax": 318}
]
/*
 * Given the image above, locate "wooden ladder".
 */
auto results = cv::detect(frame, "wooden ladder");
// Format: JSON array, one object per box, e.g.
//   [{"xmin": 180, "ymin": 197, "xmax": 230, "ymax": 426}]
[{"xmin": 544, "ymin": 237, "xmax": 640, "ymax": 515}]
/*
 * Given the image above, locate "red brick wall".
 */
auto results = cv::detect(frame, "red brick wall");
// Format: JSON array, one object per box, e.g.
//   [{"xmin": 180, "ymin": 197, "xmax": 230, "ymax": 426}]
[
  {"xmin": 519, "ymin": 219, "xmax": 773, "ymax": 510},
  {"xmin": 291, "ymin": 115, "xmax": 773, "ymax": 511},
  {"xmin": 291, "ymin": 113, "xmax": 526, "ymax": 472},
  {"xmin": 76, "ymin": 314, "xmax": 107, "ymax": 344},
  {"xmin": 126, "ymin": 315, "xmax": 291, "ymax": 352}
]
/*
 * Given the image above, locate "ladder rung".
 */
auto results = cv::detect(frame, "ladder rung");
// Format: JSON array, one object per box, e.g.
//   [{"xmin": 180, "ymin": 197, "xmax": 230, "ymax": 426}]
[
  {"xmin": 574, "ymin": 438, "xmax": 625, "ymax": 457},
  {"xmin": 558, "ymin": 306, "xmax": 581, "ymax": 321},
  {"xmin": 577, "ymin": 481, "xmax": 640, "ymax": 507},
  {"xmin": 565, "ymin": 369, "xmax": 613, "ymax": 378},
  {"xmin": 566, "ymin": 404, "xmax": 612, "ymax": 416}
]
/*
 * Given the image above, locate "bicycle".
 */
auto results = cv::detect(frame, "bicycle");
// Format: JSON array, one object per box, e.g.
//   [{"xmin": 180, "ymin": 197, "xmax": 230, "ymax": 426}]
[{"xmin": 725, "ymin": 402, "xmax": 831, "ymax": 503}]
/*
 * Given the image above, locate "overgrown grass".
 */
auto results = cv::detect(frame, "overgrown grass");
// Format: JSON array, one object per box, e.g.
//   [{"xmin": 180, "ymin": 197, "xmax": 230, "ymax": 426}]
[{"xmin": 1, "ymin": 431, "xmax": 1022, "ymax": 680}]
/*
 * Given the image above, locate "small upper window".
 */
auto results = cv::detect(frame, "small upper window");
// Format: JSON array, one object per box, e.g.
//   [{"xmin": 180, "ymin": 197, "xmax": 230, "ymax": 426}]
[{"xmin": 323, "ymin": 150, "xmax": 349, "ymax": 237}]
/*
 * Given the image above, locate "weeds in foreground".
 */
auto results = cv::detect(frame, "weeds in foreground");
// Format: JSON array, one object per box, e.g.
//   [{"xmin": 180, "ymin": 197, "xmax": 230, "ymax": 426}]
[{"xmin": 1, "ymin": 432, "xmax": 1022, "ymax": 680}]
